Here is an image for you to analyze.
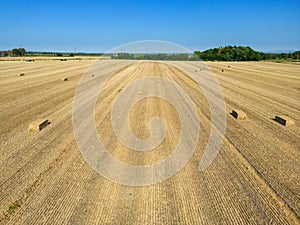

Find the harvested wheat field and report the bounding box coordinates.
[0,59,299,224]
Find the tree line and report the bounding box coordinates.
[194,46,300,61]
[26,51,103,57]
[0,48,26,57]
[2,46,299,61]
[0,49,103,57]
[111,53,200,61]
[111,46,300,61]
[112,46,300,61]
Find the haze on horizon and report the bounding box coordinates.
[0,0,299,53]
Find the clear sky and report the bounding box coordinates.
[1,0,299,52]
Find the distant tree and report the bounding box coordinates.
[19,48,26,56]
[56,53,63,57]
[12,48,22,56]
[10,48,26,56]
[292,51,300,60]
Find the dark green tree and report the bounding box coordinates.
[12,48,22,56]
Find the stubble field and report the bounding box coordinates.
[0,58,299,224]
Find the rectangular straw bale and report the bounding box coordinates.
[29,119,49,131]
[231,110,246,120]
[275,116,294,126]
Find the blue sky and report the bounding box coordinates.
[0,0,299,52]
